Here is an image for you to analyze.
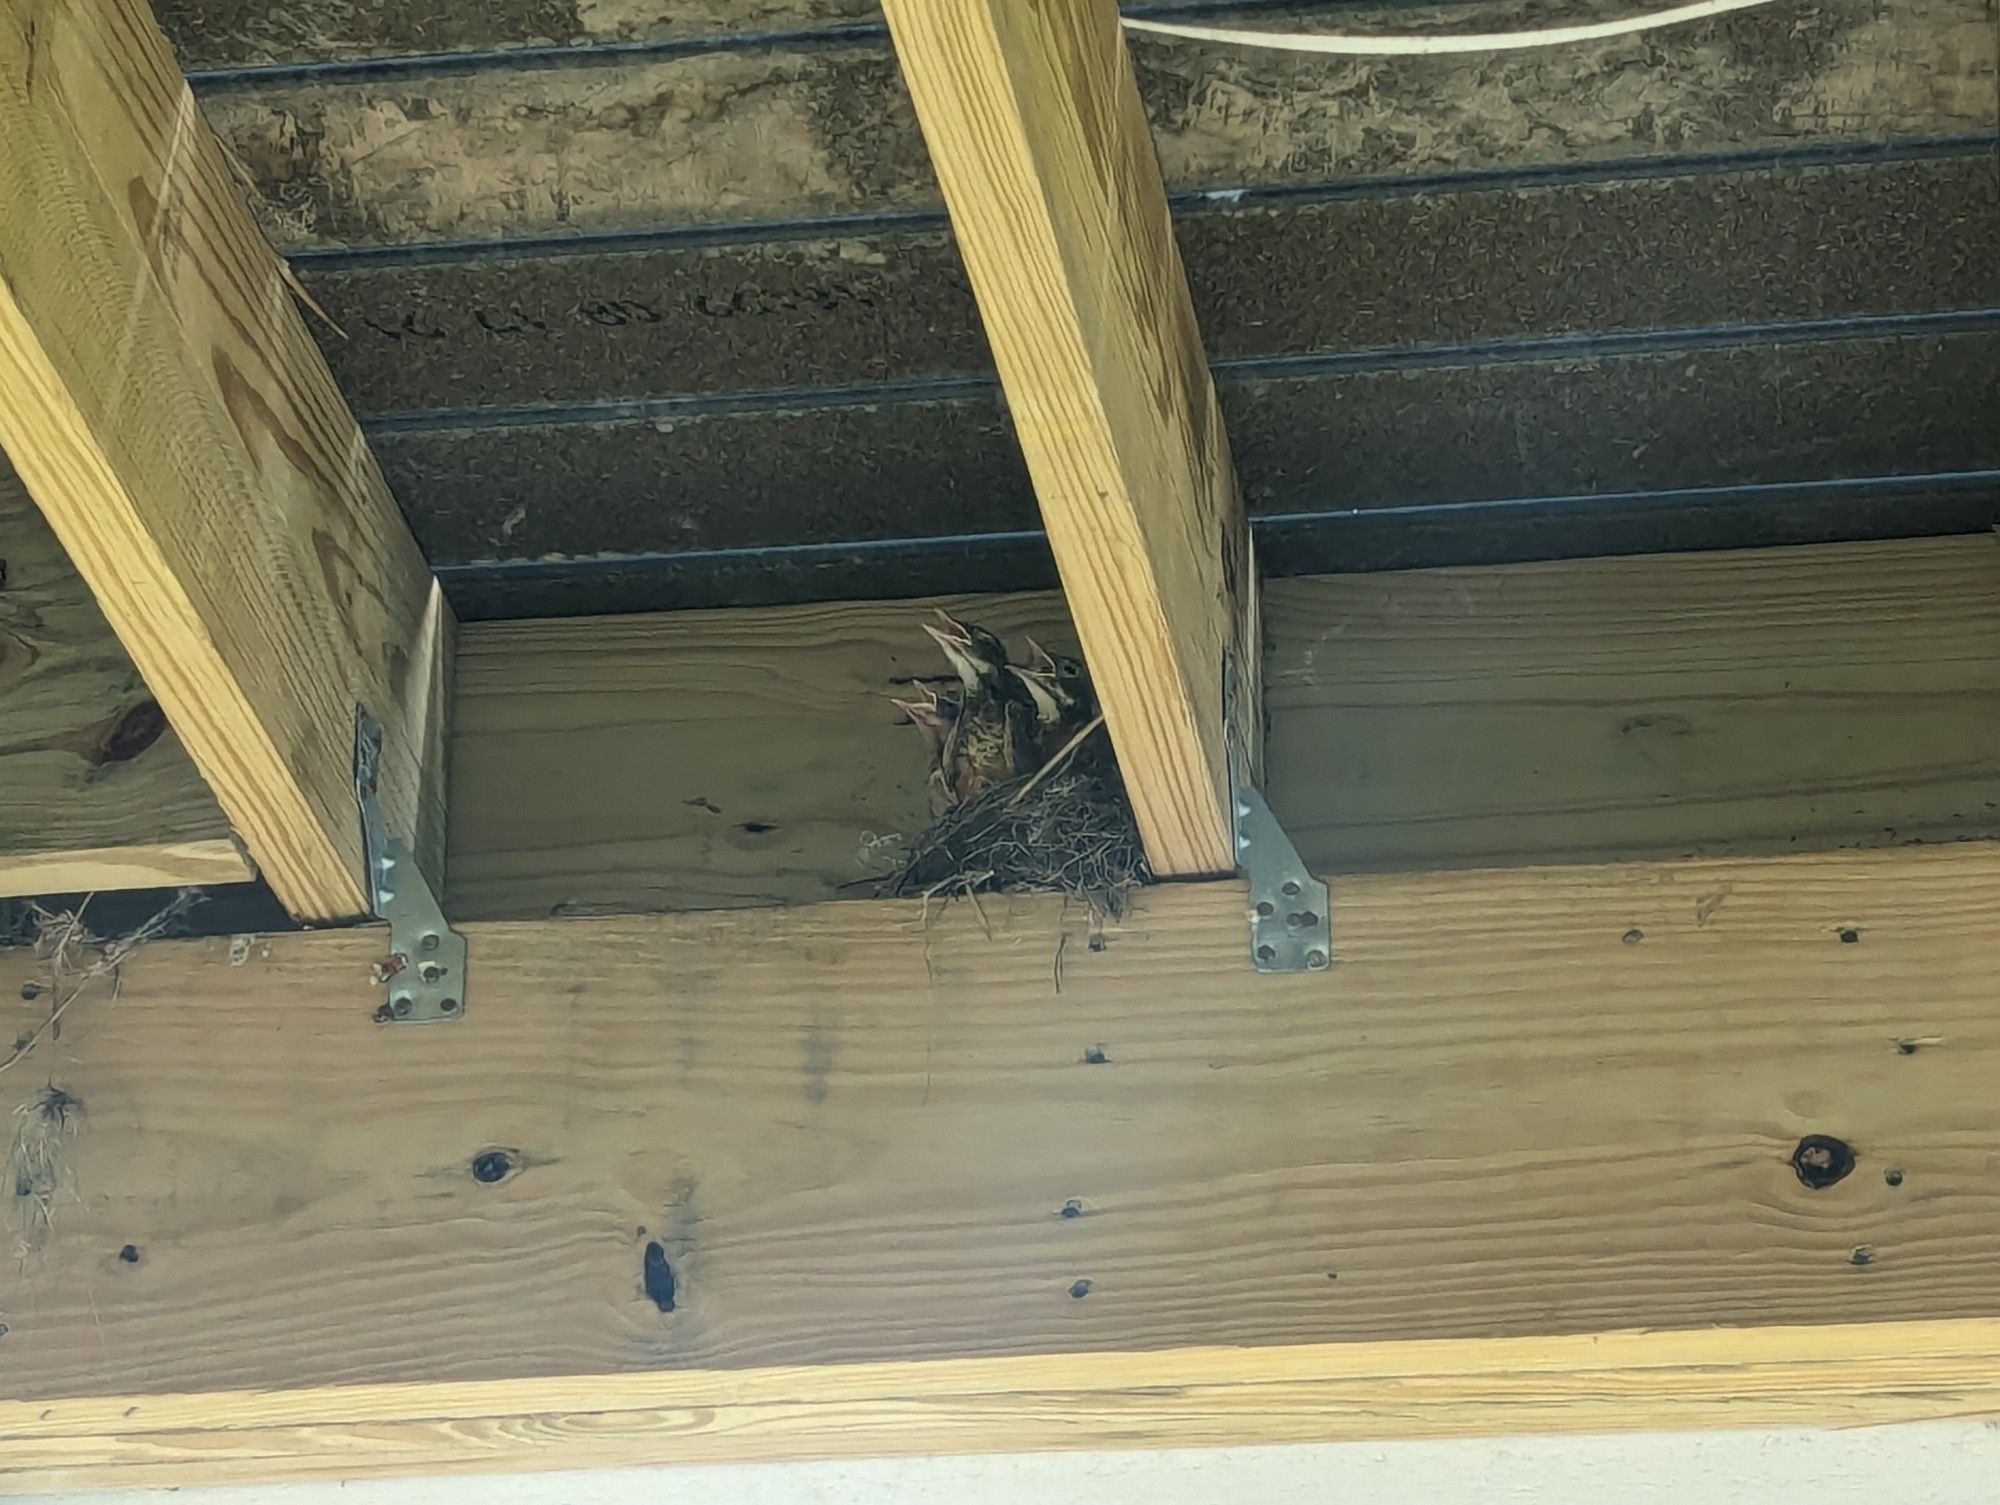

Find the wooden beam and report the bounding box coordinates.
[5,840,2000,1488]
[879,0,1254,875]
[0,466,252,896]
[13,1320,2000,1490]
[442,538,2000,921]
[0,0,451,921]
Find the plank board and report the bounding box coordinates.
[448,590,1072,917]
[1265,535,2000,870]
[199,0,1998,249]
[443,537,2000,920]
[4,841,2000,1487]
[12,1321,2000,1490]
[0,468,250,896]
[0,0,451,919]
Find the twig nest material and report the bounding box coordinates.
[889,723,1150,917]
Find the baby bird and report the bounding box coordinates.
[1010,637,1098,763]
[921,610,1036,803]
[889,681,957,793]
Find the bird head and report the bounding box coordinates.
[890,686,957,762]
[1025,638,1087,682]
[922,609,1010,690]
[1009,663,1064,725]
[1015,639,1095,723]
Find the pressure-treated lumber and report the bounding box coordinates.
[0,0,451,920]
[5,841,2000,1488]
[445,537,2000,920]
[880,0,1254,875]
[12,1321,2000,1491]
[0,468,251,896]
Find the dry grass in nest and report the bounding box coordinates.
[0,890,199,1079]
[888,720,1151,919]
[8,1085,81,1259]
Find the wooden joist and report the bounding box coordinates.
[0,0,450,920]
[442,537,2000,921]
[0,468,252,897]
[5,840,2000,1487]
[881,0,1254,875]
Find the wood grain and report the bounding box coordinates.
[201,0,1999,250]
[880,0,1251,873]
[0,0,452,919]
[0,466,251,896]
[11,1320,2000,1490]
[3,841,2000,1486]
[1265,535,2000,870]
[445,538,2000,920]
[446,590,1073,918]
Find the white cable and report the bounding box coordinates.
[1123,0,1778,56]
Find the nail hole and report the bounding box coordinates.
[1850,1245,1876,1267]
[1255,900,1274,918]
[117,1243,140,1264]
[439,997,458,1013]
[1884,1168,1905,1187]
[1082,1044,1108,1065]
[1296,911,1319,928]
[471,1150,513,1184]
[1255,944,1276,963]
[1622,928,1644,945]
[1896,1039,1921,1056]
[1281,881,1301,898]
[1839,927,1861,944]
[19,983,42,1002]
[1791,1134,1856,1189]
[1087,935,1106,953]
[1068,1278,1092,1299]
[420,933,440,952]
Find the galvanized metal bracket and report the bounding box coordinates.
[1234,783,1332,972]
[1224,642,1330,974]
[354,707,467,1023]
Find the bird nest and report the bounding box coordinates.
[888,721,1151,918]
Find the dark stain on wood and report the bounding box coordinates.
[642,1239,677,1312]
[211,348,323,484]
[95,700,168,765]
[1792,1135,1857,1189]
